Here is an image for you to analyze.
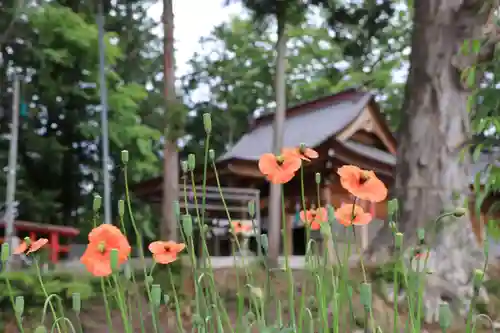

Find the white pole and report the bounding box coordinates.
[97,0,111,225]
[4,75,20,271]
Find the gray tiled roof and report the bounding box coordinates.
[219,92,373,161]
[342,140,396,165]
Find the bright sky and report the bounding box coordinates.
[148,0,243,77]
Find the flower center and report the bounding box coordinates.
[275,155,284,166]
[164,246,171,253]
[359,172,370,184]
[97,241,106,253]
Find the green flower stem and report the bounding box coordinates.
[34,258,64,333]
[281,189,297,330]
[91,210,115,332]
[189,170,225,312]
[111,274,133,333]
[167,266,184,332]
[117,211,147,333]
[232,240,244,331]
[100,277,115,332]
[184,175,223,331]
[180,177,206,323]
[124,165,160,333]
[393,251,400,333]
[4,274,25,333]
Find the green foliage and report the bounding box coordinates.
[181,8,407,157]
[0,0,164,234]
[0,271,98,308]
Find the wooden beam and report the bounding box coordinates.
[227,162,263,178]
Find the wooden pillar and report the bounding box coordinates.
[358,200,370,250]
[50,232,59,263]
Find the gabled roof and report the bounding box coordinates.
[220,89,391,161]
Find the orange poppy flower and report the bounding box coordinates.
[80,224,131,277]
[230,221,252,234]
[335,204,372,227]
[300,207,327,230]
[148,241,185,265]
[14,238,48,255]
[282,146,319,162]
[337,165,387,202]
[258,152,301,184]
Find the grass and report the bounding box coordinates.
[0,112,496,333]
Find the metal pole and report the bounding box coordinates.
[4,75,20,271]
[97,0,111,225]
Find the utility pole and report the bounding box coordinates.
[4,75,20,271]
[97,0,111,225]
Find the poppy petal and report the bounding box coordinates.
[352,212,373,225]
[27,238,48,254]
[258,153,279,176]
[14,242,28,255]
[148,241,166,254]
[154,253,178,265]
[304,148,319,159]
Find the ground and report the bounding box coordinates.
[4,263,500,332]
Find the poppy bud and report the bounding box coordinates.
[121,150,129,165]
[181,160,188,174]
[315,172,321,184]
[203,113,212,134]
[208,149,215,162]
[151,284,162,307]
[347,285,353,298]
[173,200,181,218]
[182,214,193,237]
[360,282,372,311]
[416,228,425,244]
[248,200,256,218]
[72,292,81,314]
[187,153,196,171]
[260,234,269,253]
[438,302,452,329]
[163,294,170,305]
[15,296,24,316]
[389,221,397,233]
[109,249,119,272]
[118,199,125,218]
[93,194,102,212]
[394,232,403,250]
[452,207,467,217]
[34,326,48,333]
[246,311,256,323]
[387,198,399,218]
[145,275,154,285]
[1,242,10,262]
[192,314,204,327]
[473,269,484,291]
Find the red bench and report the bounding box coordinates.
[0,220,80,263]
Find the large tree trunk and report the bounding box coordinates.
[161,0,179,242]
[268,17,288,265]
[366,0,495,321]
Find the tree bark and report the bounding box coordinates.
[365,0,495,321]
[161,0,179,242]
[267,17,288,265]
